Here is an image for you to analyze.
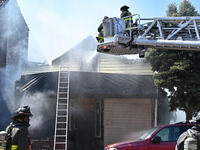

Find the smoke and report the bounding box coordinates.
[0,0,29,112]
[16,0,138,64]
[170,110,186,124]
[121,129,149,141]
[0,64,26,130]
[53,35,99,72]
[18,91,57,139]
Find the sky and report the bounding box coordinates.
[16,0,200,64]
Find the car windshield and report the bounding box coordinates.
[138,127,159,140]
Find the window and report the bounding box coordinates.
[154,126,185,142]
[155,128,169,141]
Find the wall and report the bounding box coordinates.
[104,98,154,146]
[98,55,154,75]
[0,0,29,130]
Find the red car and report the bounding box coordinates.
[105,122,196,150]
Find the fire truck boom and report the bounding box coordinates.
[97,15,200,57]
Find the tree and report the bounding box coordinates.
[145,0,200,121]
[166,3,179,17]
[179,0,199,16]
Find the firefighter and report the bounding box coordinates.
[120,5,133,29]
[96,16,109,43]
[6,105,33,150]
[175,116,200,150]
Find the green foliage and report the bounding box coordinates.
[165,0,199,17]
[166,3,179,17]
[145,0,200,121]
[179,0,199,16]
[146,50,200,120]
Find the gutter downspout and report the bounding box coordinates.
[154,88,158,127]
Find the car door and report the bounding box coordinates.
[147,126,180,150]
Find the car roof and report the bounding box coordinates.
[157,121,196,128]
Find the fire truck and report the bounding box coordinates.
[97,14,200,57]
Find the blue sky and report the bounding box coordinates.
[16,0,200,64]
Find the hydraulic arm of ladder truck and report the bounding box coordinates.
[97,14,200,58]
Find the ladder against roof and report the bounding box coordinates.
[54,69,69,150]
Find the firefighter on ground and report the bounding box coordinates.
[120,5,133,29]
[96,16,109,43]
[6,105,33,150]
[175,116,200,150]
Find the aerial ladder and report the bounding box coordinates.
[97,14,200,57]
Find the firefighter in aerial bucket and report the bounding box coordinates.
[176,115,200,150]
[96,16,109,43]
[6,105,33,150]
[120,5,133,29]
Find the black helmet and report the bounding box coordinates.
[120,5,130,11]
[104,16,109,19]
[11,105,33,119]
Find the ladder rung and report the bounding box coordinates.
[58,89,68,91]
[57,122,66,124]
[57,115,67,117]
[59,81,68,83]
[58,92,68,94]
[57,117,67,119]
[56,128,66,130]
[58,103,67,105]
[59,83,68,85]
[57,118,68,120]
[58,87,68,89]
[58,96,68,98]
[58,109,68,111]
[56,135,67,137]
[59,86,68,87]
[58,98,68,100]
[55,142,66,144]
[59,87,68,89]
[57,114,67,118]
[58,100,68,102]
[58,106,67,108]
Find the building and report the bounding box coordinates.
[0,0,29,129]
[14,36,162,150]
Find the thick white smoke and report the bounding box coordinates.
[19,91,57,139]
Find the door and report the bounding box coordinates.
[147,125,190,150]
[76,109,95,150]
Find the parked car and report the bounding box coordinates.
[104,122,196,150]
